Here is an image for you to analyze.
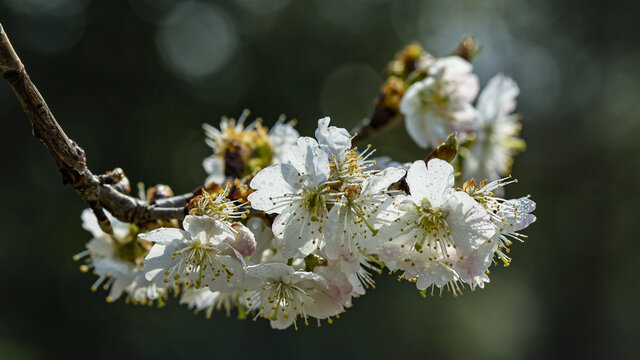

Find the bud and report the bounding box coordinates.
[425,132,459,164]
[229,222,257,257]
[146,184,175,202]
[450,36,482,62]
[304,253,327,272]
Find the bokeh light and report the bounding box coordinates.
[156,1,238,79]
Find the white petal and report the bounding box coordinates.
[406,159,454,207]
[269,122,299,163]
[271,209,319,258]
[403,110,430,149]
[432,56,473,79]
[454,243,496,289]
[287,270,326,288]
[445,191,495,250]
[81,208,130,240]
[360,167,406,195]
[305,289,344,320]
[108,276,133,301]
[183,216,234,245]
[202,255,245,291]
[93,257,131,278]
[143,243,176,284]
[229,222,257,257]
[498,197,537,232]
[246,263,293,282]
[314,117,352,162]
[477,73,519,124]
[138,227,187,246]
[286,137,330,185]
[248,163,301,213]
[85,237,114,257]
[202,155,225,185]
[81,208,104,239]
[415,263,457,290]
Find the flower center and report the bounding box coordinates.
[164,243,233,289]
[304,190,326,222]
[414,204,453,257]
[255,281,315,328]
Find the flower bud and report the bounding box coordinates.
[230,222,256,257]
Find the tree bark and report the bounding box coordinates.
[0,23,189,231]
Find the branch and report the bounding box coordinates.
[0,23,189,230]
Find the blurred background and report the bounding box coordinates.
[0,0,637,359]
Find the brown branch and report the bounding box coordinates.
[0,23,189,230]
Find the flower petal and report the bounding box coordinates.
[248,163,301,213]
[406,159,454,207]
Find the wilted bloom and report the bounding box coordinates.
[202,111,298,184]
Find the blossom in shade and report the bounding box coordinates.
[202,111,299,185]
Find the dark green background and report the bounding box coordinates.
[0,0,637,359]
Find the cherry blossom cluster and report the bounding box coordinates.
[74,42,536,330]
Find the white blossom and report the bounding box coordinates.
[75,209,164,304]
[377,159,495,294]
[400,56,479,149]
[248,137,340,258]
[463,74,525,181]
[244,263,344,329]
[140,215,256,291]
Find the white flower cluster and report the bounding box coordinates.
[73,42,537,330]
[399,53,525,182]
[75,115,535,330]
